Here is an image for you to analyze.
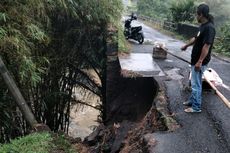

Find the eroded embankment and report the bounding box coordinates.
[77,55,175,153]
[105,55,162,123]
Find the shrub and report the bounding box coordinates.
[170,0,196,23]
[0,0,123,142]
[214,22,230,56]
[0,132,52,153]
[137,0,171,19]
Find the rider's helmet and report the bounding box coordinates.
[131,13,137,20]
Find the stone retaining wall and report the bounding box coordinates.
[177,23,199,38]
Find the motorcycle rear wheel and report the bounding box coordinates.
[137,33,144,44]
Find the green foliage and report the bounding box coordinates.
[0,12,7,22]
[200,0,230,27]
[0,90,12,128]
[52,133,76,153]
[137,0,230,56]
[0,27,7,40]
[0,0,49,87]
[214,22,230,56]
[0,0,123,142]
[118,25,129,53]
[0,132,52,153]
[125,0,137,13]
[137,0,196,22]
[137,0,172,19]
[19,56,48,86]
[0,132,76,153]
[170,0,196,23]
[26,24,49,44]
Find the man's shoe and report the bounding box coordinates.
[183,101,192,106]
[184,107,201,113]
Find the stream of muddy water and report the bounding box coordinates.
[68,70,101,140]
[68,91,100,140]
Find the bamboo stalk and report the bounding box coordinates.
[0,56,38,127]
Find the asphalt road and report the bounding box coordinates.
[128,18,230,153]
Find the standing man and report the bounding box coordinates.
[181,3,216,113]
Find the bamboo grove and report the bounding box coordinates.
[0,0,123,142]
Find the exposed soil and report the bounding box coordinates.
[79,55,167,153]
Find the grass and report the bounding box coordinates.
[118,26,128,52]
[0,132,77,153]
[0,132,52,153]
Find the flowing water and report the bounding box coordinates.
[68,70,101,140]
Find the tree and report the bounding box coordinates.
[0,56,38,127]
[200,0,230,27]
[170,0,196,23]
[0,0,123,142]
[137,0,172,19]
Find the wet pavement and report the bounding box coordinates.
[120,17,191,76]
[130,18,192,60]
[122,18,230,153]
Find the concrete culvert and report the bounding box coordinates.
[105,56,162,125]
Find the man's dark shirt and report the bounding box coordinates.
[191,21,216,65]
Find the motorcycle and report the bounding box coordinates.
[124,14,144,44]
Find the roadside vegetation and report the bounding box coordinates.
[0,132,76,153]
[118,25,130,53]
[137,0,230,56]
[0,0,124,148]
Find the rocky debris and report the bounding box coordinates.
[152,42,167,59]
[74,143,89,153]
[120,69,142,78]
[77,47,179,152]
[83,121,135,153]
[73,78,177,153]
[154,89,180,132]
[119,106,168,153]
[143,134,158,152]
[84,124,105,146]
[33,123,51,132]
[111,121,134,153]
